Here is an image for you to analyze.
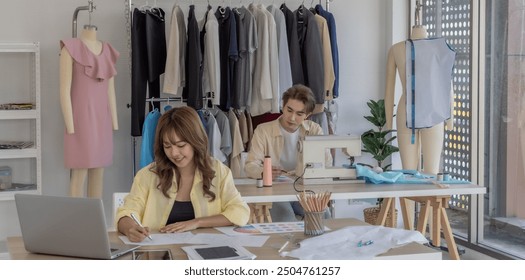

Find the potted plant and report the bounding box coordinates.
[360,99,399,171]
[360,99,399,227]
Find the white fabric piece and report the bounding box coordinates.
[281,225,428,260]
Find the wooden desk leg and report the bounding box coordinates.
[431,199,442,247]
[376,198,393,226]
[389,199,396,227]
[440,203,460,260]
[264,205,273,223]
[249,203,257,224]
[400,197,412,230]
[416,199,431,234]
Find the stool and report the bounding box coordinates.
[400,196,460,260]
[248,202,273,223]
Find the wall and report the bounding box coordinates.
[0,0,408,241]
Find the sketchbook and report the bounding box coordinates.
[181,244,256,260]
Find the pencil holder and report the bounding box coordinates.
[304,211,325,236]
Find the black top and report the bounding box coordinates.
[166,201,195,225]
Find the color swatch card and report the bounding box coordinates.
[217,222,308,236]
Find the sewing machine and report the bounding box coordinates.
[296,135,363,185]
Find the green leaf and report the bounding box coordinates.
[360,99,399,168]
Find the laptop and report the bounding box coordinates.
[14,194,140,259]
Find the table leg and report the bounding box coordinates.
[431,198,442,247]
[400,197,413,230]
[377,198,393,226]
[440,203,460,260]
[416,199,431,234]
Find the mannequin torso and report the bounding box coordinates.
[384,25,454,174]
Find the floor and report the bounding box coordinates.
[447,208,525,259]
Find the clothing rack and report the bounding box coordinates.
[72,0,96,38]
[125,0,335,175]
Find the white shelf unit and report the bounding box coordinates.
[0,42,42,201]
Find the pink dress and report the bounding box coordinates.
[60,38,120,168]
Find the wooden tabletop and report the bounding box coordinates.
[7,218,441,260]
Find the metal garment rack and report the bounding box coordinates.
[126,0,334,175]
[72,0,96,38]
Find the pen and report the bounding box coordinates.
[130,213,153,241]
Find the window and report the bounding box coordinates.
[422,0,525,259]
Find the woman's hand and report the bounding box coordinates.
[118,216,151,242]
[160,219,200,233]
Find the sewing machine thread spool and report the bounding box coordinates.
[263,156,272,187]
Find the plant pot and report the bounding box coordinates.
[363,206,398,228]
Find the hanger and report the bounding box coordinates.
[298,3,305,16]
[219,1,226,16]
[163,97,172,112]
[139,0,151,11]
[149,99,156,110]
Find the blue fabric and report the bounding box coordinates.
[139,108,161,169]
[197,110,208,131]
[356,165,404,184]
[355,165,471,184]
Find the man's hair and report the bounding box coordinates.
[281,84,316,114]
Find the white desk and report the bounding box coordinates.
[234,180,486,260]
[233,180,485,202]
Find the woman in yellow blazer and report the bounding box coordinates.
[117,107,249,242]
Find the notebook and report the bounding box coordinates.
[14,194,140,259]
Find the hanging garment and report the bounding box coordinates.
[237,109,249,151]
[163,4,186,95]
[139,108,161,169]
[231,8,246,110]
[200,7,221,106]
[209,108,233,164]
[201,110,226,163]
[183,5,204,109]
[215,6,239,111]
[248,4,277,116]
[280,3,304,85]
[268,5,293,103]
[315,4,339,99]
[228,109,245,178]
[130,8,166,136]
[295,6,325,104]
[234,6,257,109]
[405,38,456,135]
[308,111,329,135]
[60,38,119,168]
[314,14,335,101]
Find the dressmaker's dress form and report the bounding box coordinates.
[60,39,119,168]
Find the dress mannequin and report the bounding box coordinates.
[59,26,119,198]
[384,25,454,174]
